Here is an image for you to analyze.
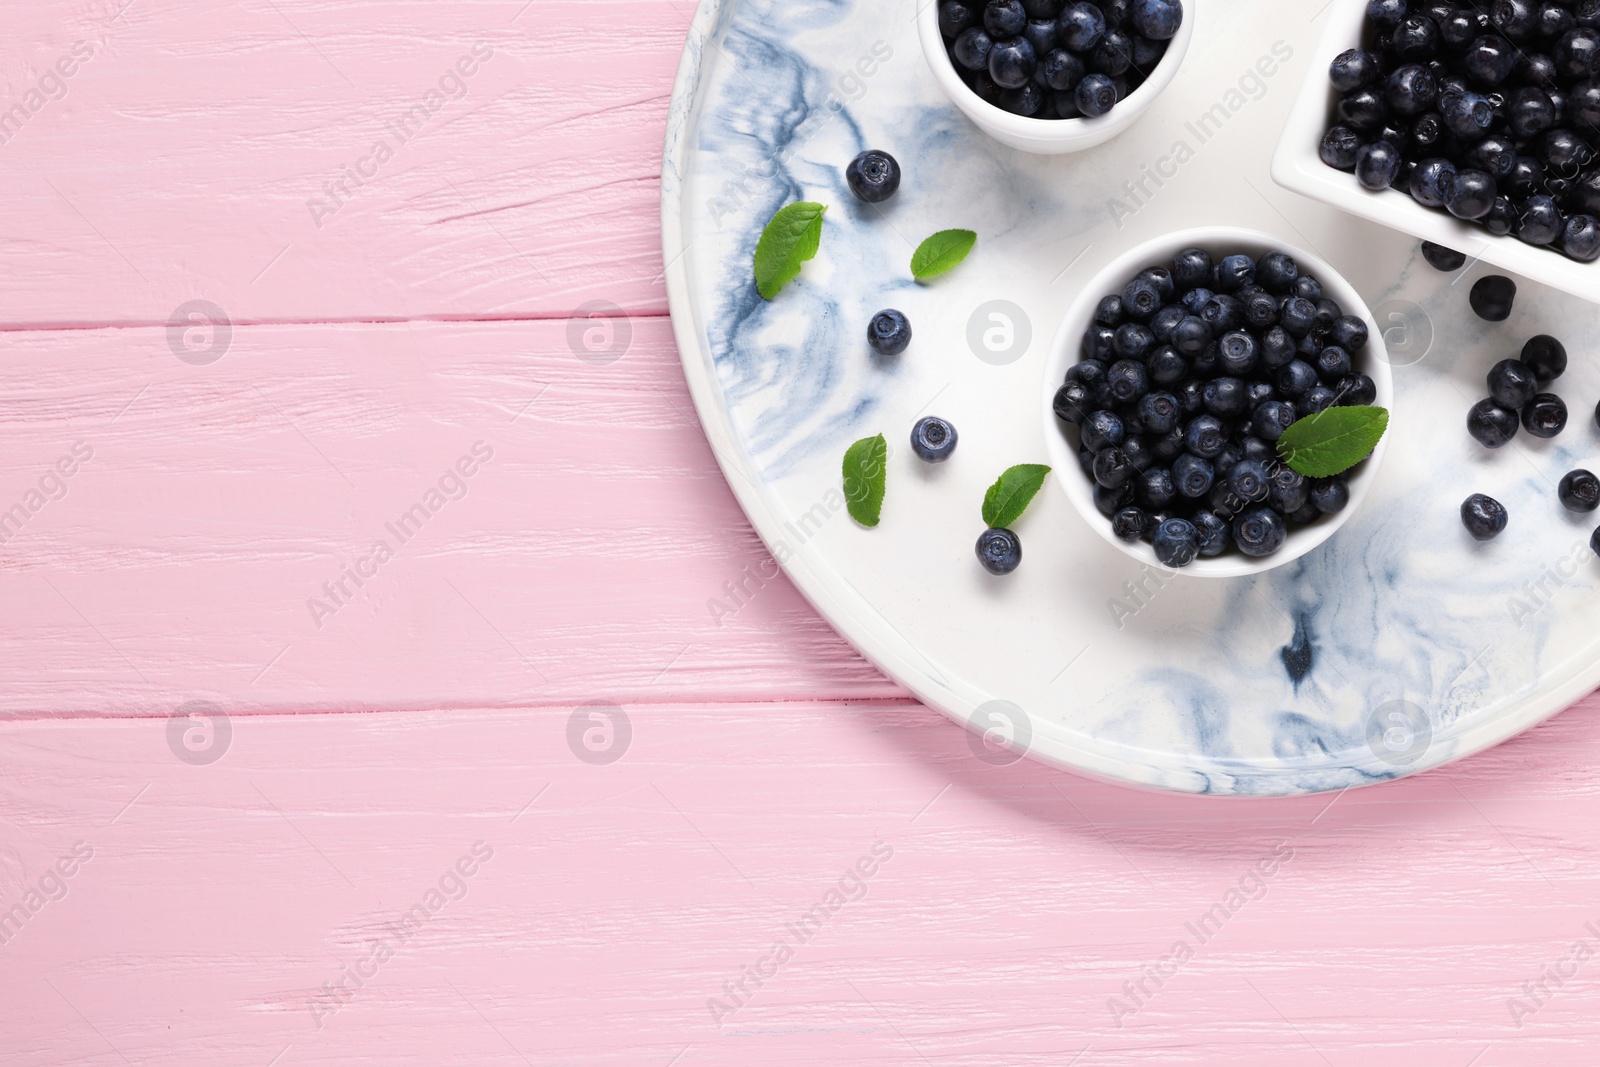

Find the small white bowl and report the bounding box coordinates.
[1272,0,1600,304]
[1041,226,1395,578]
[917,2,1194,155]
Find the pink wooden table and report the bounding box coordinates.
[3,2,1600,1063]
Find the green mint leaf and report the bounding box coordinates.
[1276,406,1390,478]
[842,434,888,527]
[754,201,827,300]
[910,229,976,281]
[982,464,1051,528]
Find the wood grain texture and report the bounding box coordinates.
[0,316,901,714]
[4,703,1600,1066]
[0,0,684,326]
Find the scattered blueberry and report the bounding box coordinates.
[1461,493,1510,541]
[1559,469,1600,512]
[1487,358,1539,409]
[867,309,912,355]
[1469,275,1517,321]
[1521,335,1568,381]
[976,527,1022,574]
[1467,398,1521,448]
[1522,392,1569,437]
[1419,241,1468,271]
[910,416,958,462]
[846,150,901,203]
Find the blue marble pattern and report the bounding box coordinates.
[662,0,1600,794]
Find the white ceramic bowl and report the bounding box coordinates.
[917,1,1194,154]
[1041,226,1395,578]
[1272,0,1600,304]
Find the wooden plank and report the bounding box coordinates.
[2,701,1599,1064]
[0,0,687,326]
[0,316,901,715]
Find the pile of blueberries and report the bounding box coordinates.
[1319,0,1600,262]
[935,0,1182,120]
[1052,247,1381,569]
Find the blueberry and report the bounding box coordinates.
[1447,168,1498,218]
[1130,0,1182,40]
[1420,241,1468,270]
[1315,345,1353,382]
[1521,334,1567,380]
[1331,315,1369,352]
[1121,274,1164,320]
[1562,213,1600,261]
[1082,324,1117,361]
[1391,15,1443,61]
[1442,90,1496,139]
[1542,126,1591,169]
[1261,326,1297,369]
[1218,330,1259,375]
[1330,47,1383,91]
[989,36,1039,88]
[1184,414,1226,458]
[1507,156,1546,198]
[1180,287,1213,315]
[1121,434,1154,472]
[1093,446,1135,489]
[1293,275,1324,302]
[1252,400,1298,441]
[1339,88,1390,133]
[940,0,979,37]
[1094,481,1134,516]
[1200,293,1243,333]
[1485,358,1537,409]
[1233,506,1288,557]
[1467,397,1521,446]
[1516,194,1564,245]
[1150,304,1187,343]
[1242,291,1281,330]
[1076,72,1118,116]
[868,309,912,355]
[1112,323,1154,361]
[1280,297,1318,337]
[1041,48,1086,90]
[1112,506,1149,541]
[1094,295,1124,326]
[1269,466,1310,514]
[1310,477,1350,515]
[910,416,958,463]
[1461,36,1518,87]
[985,0,1028,38]
[953,27,996,70]
[1198,377,1245,419]
[1150,426,1185,460]
[1107,359,1148,403]
[1461,493,1510,540]
[1025,17,1060,56]
[1089,29,1134,76]
[1136,391,1179,435]
[1555,27,1600,78]
[1485,196,1517,235]
[1172,453,1215,498]
[1387,63,1439,114]
[1191,510,1229,556]
[1539,1,1577,39]
[1508,85,1559,138]
[1067,358,1107,387]
[1136,466,1176,510]
[1151,517,1199,568]
[1277,359,1320,399]
[1298,385,1338,416]
[1177,379,1206,414]
[1560,469,1600,511]
[1136,266,1176,301]
[1053,381,1092,424]
[1171,247,1212,291]
[1148,346,1187,385]
[1335,372,1378,406]
[1366,0,1407,30]
[1411,157,1457,206]
[976,527,1023,574]
[1523,392,1569,437]
[1224,458,1269,505]
[1214,254,1255,293]
[1057,1,1106,51]
[1081,409,1125,452]
[846,150,901,203]
[1171,315,1211,356]
[1469,275,1517,320]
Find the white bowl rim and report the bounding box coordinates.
[1040,224,1396,578]
[916,0,1196,151]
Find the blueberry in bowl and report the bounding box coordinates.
[1042,227,1394,578]
[918,0,1194,154]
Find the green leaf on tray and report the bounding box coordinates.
[910,228,977,281]
[982,464,1051,529]
[1276,405,1390,478]
[843,434,888,527]
[754,201,827,299]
